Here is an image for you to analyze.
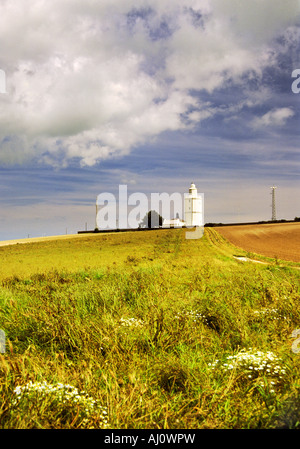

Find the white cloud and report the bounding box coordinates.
[212,0,299,42]
[252,107,295,128]
[0,0,299,167]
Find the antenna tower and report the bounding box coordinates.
[270,186,277,221]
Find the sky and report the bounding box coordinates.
[0,0,299,239]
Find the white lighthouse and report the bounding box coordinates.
[184,182,203,227]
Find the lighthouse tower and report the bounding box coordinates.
[184,182,202,227]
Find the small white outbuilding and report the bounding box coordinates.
[162,217,186,228]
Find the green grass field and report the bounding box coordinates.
[0,227,300,429]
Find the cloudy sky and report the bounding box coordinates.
[0,0,299,239]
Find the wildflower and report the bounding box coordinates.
[12,381,110,428]
[208,348,287,388]
[174,309,209,325]
[251,308,288,322]
[119,317,144,328]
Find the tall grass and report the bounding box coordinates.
[0,229,299,428]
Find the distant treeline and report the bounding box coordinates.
[78,217,300,234]
[78,227,164,234]
[205,218,300,227]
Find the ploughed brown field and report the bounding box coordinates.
[215,222,300,262]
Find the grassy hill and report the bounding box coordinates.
[0,228,299,429]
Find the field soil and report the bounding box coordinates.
[215,222,300,262]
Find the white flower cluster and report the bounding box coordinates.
[12,381,109,428]
[119,317,144,328]
[208,349,287,391]
[252,308,288,321]
[175,309,209,324]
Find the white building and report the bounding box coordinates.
[162,182,203,229]
[162,217,186,228]
[184,182,203,227]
